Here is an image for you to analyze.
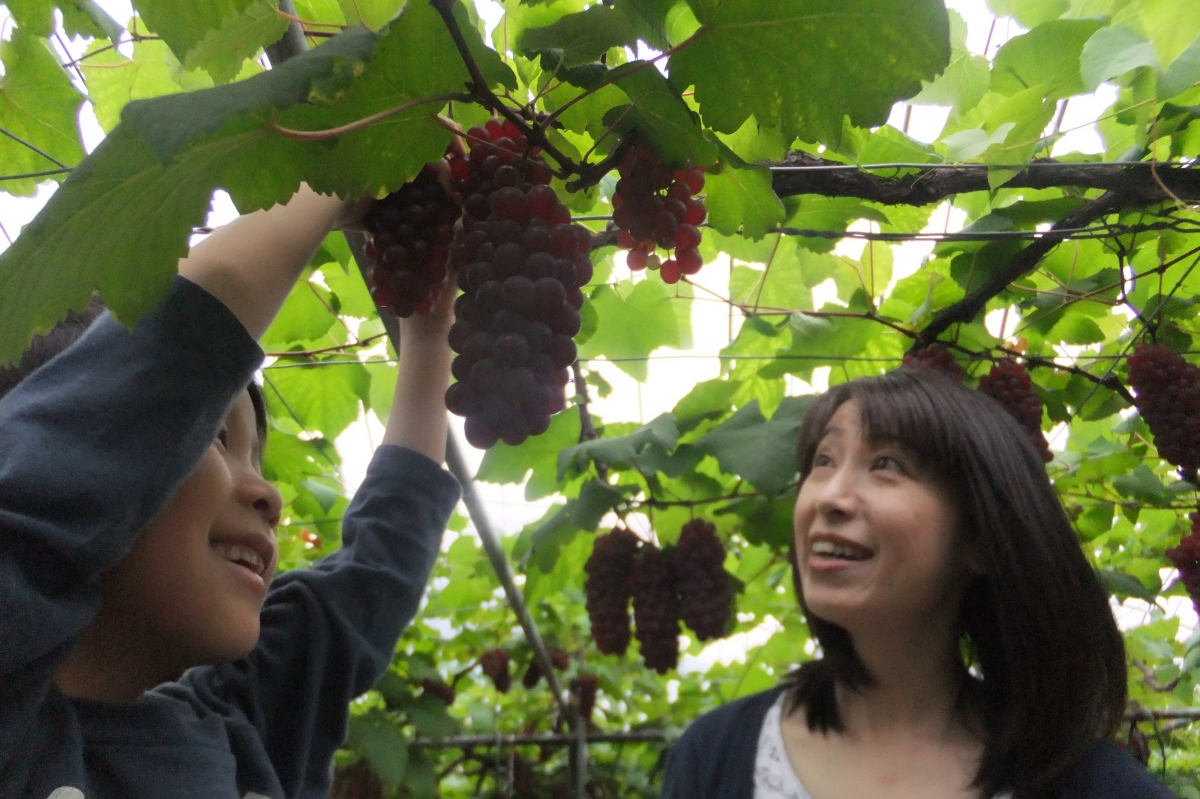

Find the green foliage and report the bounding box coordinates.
[4,0,1200,791]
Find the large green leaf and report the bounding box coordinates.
[669,0,951,141]
[577,279,691,381]
[520,4,639,67]
[133,0,285,83]
[604,62,718,168]
[0,29,85,196]
[705,156,785,240]
[694,396,812,495]
[990,19,1104,100]
[476,411,582,500]
[557,413,679,479]
[1081,25,1160,92]
[82,38,211,134]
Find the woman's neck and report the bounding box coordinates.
[836,616,977,743]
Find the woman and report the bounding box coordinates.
[661,368,1176,799]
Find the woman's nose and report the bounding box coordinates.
[815,466,859,521]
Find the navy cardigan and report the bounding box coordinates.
[660,687,1179,799]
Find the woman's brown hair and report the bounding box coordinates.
[784,368,1126,799]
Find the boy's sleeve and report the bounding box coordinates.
[0,278,262,754]
[178,444,460,797]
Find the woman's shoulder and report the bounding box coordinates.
[677,685,788,747]
[1057,739,1179,799]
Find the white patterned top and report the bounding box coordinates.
[752,692,1013,799]
[753,692,813,799]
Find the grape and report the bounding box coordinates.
[676,519,734,641]
[1166,513,1200,616]
[521,646,570,689]
[572,673,599,724]
[977,359,1053,463]
[480,648,512,693]
[901,344,964,381]
[584,528,641,655]
[612,142,708,282]
[420,678,455,706]
[363,162,457,317]
[632,544,681,674]
[446,123,595,448]
[1127,343,1200,483]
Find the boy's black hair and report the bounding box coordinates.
[0,298,269,446]
[783,368,1126,799]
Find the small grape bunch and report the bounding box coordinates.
[676,519,734,641]
[631,544,681,674]
[480,648,512,693]
[1166,513,1200,615]
[612,143,706,285]
[362,162,460,317]
[584,528,641,656]
[419,678,455,706]
[443,119,594,449]
[977,359,1053,463]
[1127,343,1200,484]
[571,673,599,725]
[521,646,570,689]
[901,344,964,381]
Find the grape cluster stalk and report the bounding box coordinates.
[583,527,640,656]
[612,143,707,285]
[1127,343,1200,483]
[901,344,964,381]
[977,359,1053,463]
[676,520,734,641]
[444,118,594,449]
[362,162,459,317]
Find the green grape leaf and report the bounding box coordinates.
[986,0,1067,27]
[61,1,125,42]
[911,10,989,114]
[294,0,346,25]
[577,279,690,381]
[82,38,195,134]
[990,19,1104,100]
[261,280,337,348]
[184,0,289,84]
[520,4,639,67]
[670,0,951,142]
[671,377,740,430]
[338,0,405,29]
[4,0,56,36]
[265,356,370,439]
[346,710,409,786]
[1081,25,1160,92]
[694,396,811,495]
[1159,35,1200,100]
[0,29,85,196]
[613,0,676,50]
[705,153,785,240]
[557,413,679,479]
[603,61,718,168]
[476,411,582,500]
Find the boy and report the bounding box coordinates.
[0,185,460,798]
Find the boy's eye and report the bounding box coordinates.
[217,429,229,448]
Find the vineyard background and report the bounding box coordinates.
[1,0,1200,796]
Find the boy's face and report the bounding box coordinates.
[102,390,282,673]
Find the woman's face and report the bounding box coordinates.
[793,400,972,634]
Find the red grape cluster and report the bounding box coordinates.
[632,545,681,674]
[444,119,594,449]
[521,646,570,689]
[480,648,511,693]
[571,673,599,724]
[613,144,706,285]
[1165,513,1200,614]
[901,344,964,381]
[420,677,455,706]
[1127,344,1200,483]
[362,162,458,317]
[583,528,640,656]
[329,760,384,799]
[676,520,734,641]
[977,359,1053,463]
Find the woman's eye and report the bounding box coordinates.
[872,455,903,472]
[813,452,834,468]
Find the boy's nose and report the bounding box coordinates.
[241,470,283,527]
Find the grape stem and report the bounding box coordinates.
[428,0,577,177]
[268,93,469,140]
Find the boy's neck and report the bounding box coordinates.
[53,614,181,704]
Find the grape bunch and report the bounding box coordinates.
[583,528,641,656]
[329,760,384,799]
[676,520,734,641]
[480,648,512,693]
[901,344,964,381]
[521,646,570,689]
[631,545,681,674]
[1127,343,1200,483]
[1165,513,1200,614]
[420,677,455,706]
[362,162,459,317]
[977,359,1053,463]
[443,119,594,449]
[612,143,706,285]
[571,673,599,724]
